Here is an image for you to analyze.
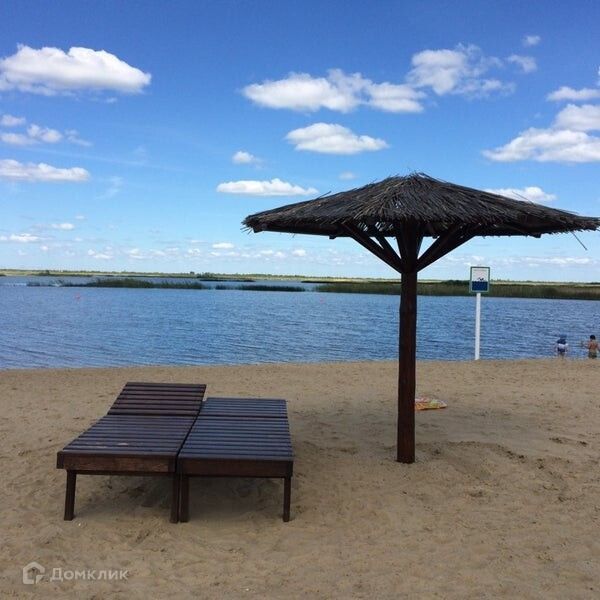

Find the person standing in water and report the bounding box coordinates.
[584,335,598,359]
[556,335,568,358]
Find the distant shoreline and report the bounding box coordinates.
[13,274,600,301]
[2,267,600,285]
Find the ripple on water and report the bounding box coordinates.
[0,285,597,368]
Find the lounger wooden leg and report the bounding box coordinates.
[283,477,291,522]
[179,475,190,522]
[170,474,180,523]
[64,470,77,521]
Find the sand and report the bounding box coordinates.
[1,359,599,599]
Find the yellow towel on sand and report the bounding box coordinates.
[415,397,447,410]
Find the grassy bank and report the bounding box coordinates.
[13,273,600,300]
[316,280,600,300]
[214,284,305,292]
[59,278,208,289]
[54,278,303,292]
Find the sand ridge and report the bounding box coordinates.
[0,359,599,598]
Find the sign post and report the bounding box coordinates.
[469,266,490,360]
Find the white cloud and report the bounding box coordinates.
[0,132,35,146]
[217,178,318,196]
[125,248,157,260]
[74,214,86,220]
[0,159,90,182]
[232,150,260,165]
[475,255,597,268]
[507,55,537,74]
[243,68,424,113]
[527,257,591,266]
[483,127,600,162]
[553,104,600,131]
[0,114,25,126]
[87,249,113,260]
[339,171,356,180]
[0,45,151,95]
[244,48,513,114]
[286,122,388,154]
[212,242,234,249]
[243,71,360,112]
[0,233,43,243]
[51,222,75,230]
[407,44,512,97]
[523,35,541,47]
[27,123,62,143]
[484,104,600,163]
[365,82,424,113]
[292,248,307,257]
[65,129,92,147]
[127,248,141,256]
[484,186,556,203]
[0,119,90,147]
[547,86,600,102]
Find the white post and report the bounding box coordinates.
[475,292,481,360]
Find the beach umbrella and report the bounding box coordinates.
[243,173,600,463]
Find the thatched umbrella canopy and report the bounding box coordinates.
[243,173,600,463]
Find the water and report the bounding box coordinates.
[0,277,597,368]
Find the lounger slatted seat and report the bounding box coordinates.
[201,397,287,418]
[177,399,294,523]
[108,382,206,416]
[57,382,206,523]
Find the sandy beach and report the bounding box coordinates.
[1,359,599,599]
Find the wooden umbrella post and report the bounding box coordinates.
[397,269,417,463]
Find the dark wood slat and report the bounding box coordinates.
[108,382,206,417]
[124,382,207,389]
[179,458,292,478]
[184,442,293,450]
[202,397,288,418]
[74,433,190,439]
[190,424,289,430]
[117,393,205,398]
[108,409,200,416]
[184,440,292,454]
[191,421,290,428]
[66,440,182,448]
[183,441,293,449]
[186,434,291,441]
[59,449,177,457]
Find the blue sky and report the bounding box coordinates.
[0,0,599,280]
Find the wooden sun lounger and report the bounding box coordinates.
[177,397,294,522]
[57,382,206,523]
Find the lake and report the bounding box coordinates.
[0,277,597,368]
